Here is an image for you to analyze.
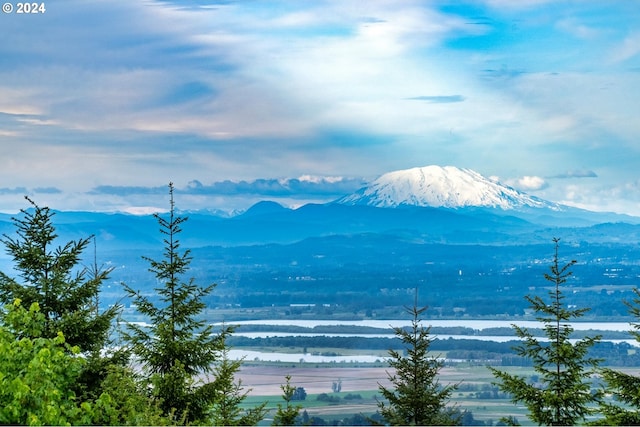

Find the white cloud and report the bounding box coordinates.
[522,176,640,217]
[555,18,601,40]
[505,176,547,191]
[122,206,169,216]
[298,175,346,184]
[609,32,640,63]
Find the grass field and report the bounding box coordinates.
[228,340,632,425]
[235,363,539,425]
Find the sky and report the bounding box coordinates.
[1,0,639,215]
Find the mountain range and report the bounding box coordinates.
[2,165,640,317]
[0,165,637,252]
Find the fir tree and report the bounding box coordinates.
[598,287,640,425]
[0,196,117,353]
[377,297,458,426]
[489,238,602,426]
[0,197,121,401]
[123,183,232,423]
[208,337,267,426]
[272,375,302,426]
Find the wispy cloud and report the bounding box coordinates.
[482,0,556,10]
[33,187,63,194]
[0,187,28,195]
[406,95,465,103]
[89,186,168,196]
[609,32,640,64]
[548,170,598,179]
[555,18,602,40]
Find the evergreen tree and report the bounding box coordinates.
[489,238,602,426]
[0,196,117,353]
[377,299,459,426]
[597,288,640,425]
[88,364,175,426]
[123,183,232,423]
[0,197,121,401]
[208,334,267,426]
[272,375,302,426]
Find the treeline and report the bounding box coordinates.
[294,408,491,427]
[233,323,633,339]
[228,335,640,367]
[107,233,640,319]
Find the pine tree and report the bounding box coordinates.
[377,298,458,426]
[123,183,232,423]
[208,337,267,426]
[272,375,302,426]
[75,236,129,401]
[0,197,117,353]
[489,238,602,426]
[598,287,640,425]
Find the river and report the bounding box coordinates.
[221,318,634,332]
[219,318,638,362]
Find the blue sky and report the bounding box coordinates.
[1,0,639,215]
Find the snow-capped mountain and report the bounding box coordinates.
[336,165,560,210]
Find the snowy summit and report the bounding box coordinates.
[337,165,557,210]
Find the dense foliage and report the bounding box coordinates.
[0,300,89,425]
[0,299,176,426]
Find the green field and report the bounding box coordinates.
[236,363,544,425]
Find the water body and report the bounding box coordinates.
[128,319,638,362]
[232,331,638,346]
[222,319,639,362]
[223,319,633,332]
[229,340,640,363]
[228,349,386,364]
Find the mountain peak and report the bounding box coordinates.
[241,200,289,217]
[336,165,558,210]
